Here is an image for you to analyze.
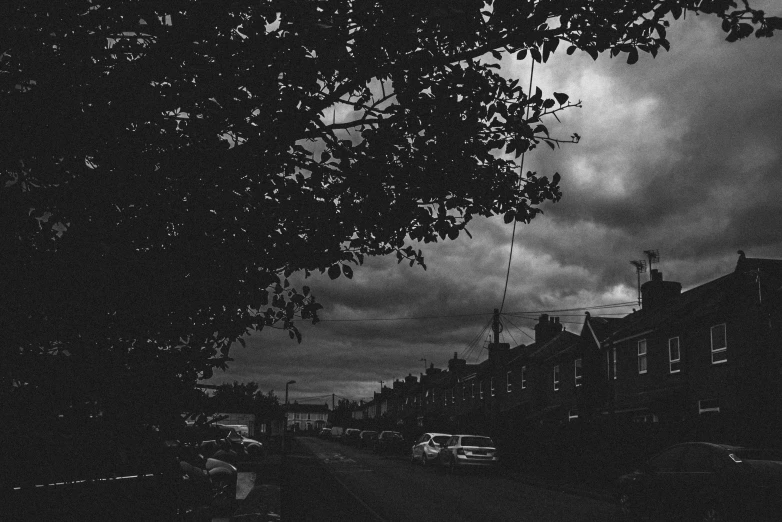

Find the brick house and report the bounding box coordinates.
[589,254,782,446]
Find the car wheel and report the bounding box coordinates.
[700,502,726,522]
[446,456,458,475]
[617,491,634,520]
[211,476,236,516]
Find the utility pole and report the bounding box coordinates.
[493,308,501,345]
[379,380,384,392]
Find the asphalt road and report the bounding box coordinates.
[282,436,622,522]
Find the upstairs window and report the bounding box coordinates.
[479,381,484,400]
[521,366,527,389]
[711,324,727,364]
[553,365,560,391]
[699,398,720,414]
[506,371,512,393]
[490,377,496,397]
[669,337,681,373]
[574,358,582,387]
[612,346,617,380]
[638,340,648,374]
[471,382,475,399]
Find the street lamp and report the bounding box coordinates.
[283,380,296,453]
[285,380,296,406]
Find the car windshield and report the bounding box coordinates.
[432,436,450,445]
[461,437,494,448]
[734,449,782,461]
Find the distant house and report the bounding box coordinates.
[285,403,329,431]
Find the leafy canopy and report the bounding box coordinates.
[1,0,777,429]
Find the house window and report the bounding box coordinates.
[471,382,475,399]
[699,398,720,414]
[479,381,484,400]
[506,371,512,393]
[521,366,527,389]
[711,323,727,364]
[612,346,617,380]
[638,340,647,374]
[490,377,496,397]
[462,384,466,401]
[553,365,560,391]
[574,358,582,387]
[668,337,681,373]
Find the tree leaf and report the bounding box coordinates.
[327,264,341,279]
[553,92,569,105]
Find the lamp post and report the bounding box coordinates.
[283,380,296,453]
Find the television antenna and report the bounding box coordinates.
[630,260,647,307]
[642,249,660,279]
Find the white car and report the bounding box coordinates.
[437,434,498,473]
[410,432,451,467]
[216,425,265,457]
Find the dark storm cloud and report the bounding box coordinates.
[209,8,782,402]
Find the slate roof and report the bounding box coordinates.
[287,403,329,413]
[604,256,782,343]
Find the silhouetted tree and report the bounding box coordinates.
[2,1,778,440]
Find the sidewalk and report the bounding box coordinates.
[212,454,282,522]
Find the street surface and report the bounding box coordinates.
[281,436,622,522]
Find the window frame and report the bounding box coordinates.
[553,365,560,391]
[699,398,720,414]
[490,377,496,397]
[612,346,617,380]
[506,371,512,393]
[638,339,648,374]
[479,381,484,400]
[668,337,681,374]
[521,366,527,389]
[574,358,582,387]
[711,323,727,364]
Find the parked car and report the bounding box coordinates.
[437,434,498,473]
[3,426,215,521]
[411,432,451,467]
[319,427,332,439]
[358,430,378,450]
[215,425,265,458]
[343,428,361,446]
[374,431,406,456]
[616,442,782,521]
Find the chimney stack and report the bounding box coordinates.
[641,270,681,310]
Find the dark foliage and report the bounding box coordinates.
[1,1,777,442]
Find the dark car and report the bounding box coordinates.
[374,431,406,456]
[358,430,378,450]
[616,442,782,521]
[2,427,213,521]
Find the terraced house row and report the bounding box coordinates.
[352,254,782,447]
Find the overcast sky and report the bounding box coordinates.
[207,5,782,405]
